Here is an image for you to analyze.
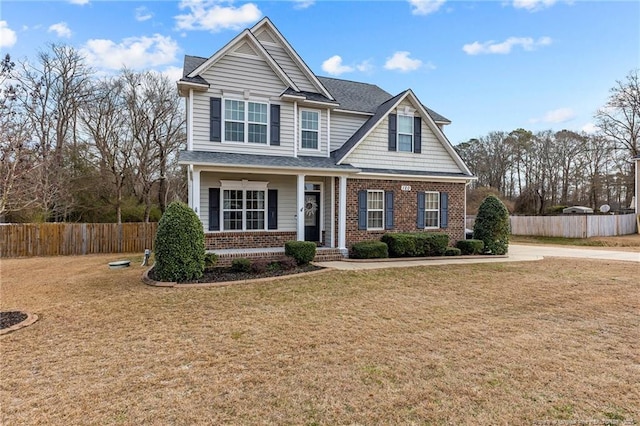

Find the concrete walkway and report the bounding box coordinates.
[316,244,640,270]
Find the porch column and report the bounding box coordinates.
[297,173,305,241]
[330,176,336,248]
[192,167,201,218]
[338,175,347,251]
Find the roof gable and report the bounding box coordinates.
[334,89,471,175]
[250,17,334,100]
[186,29,299,91]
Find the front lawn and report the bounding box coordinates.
[1,255,638,424]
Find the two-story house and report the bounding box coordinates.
[178,17,475,256]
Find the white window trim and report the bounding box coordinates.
[222,98,270,145]
[424,191,440,229]
[219,180,269,232]
[367,190,385,231]
[397,113,414,153]
[299,108,321,151]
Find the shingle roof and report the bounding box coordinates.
[358,168,473,178]
[331,91,408,161]
[178,150,359,171]
[180,55,209,85]
[281,87,338,105]
[318,77,394,114]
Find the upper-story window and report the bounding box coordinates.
[224,99,268,144]
[300,110,319,150]
[397,114,413,152]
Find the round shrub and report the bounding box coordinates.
[455,239,485,255]
[284,241,316,265]
[444,247,462,256]
[154,202,205,282]
[473,195,510,255]
[231,258,251,273]
[350,240,389,259]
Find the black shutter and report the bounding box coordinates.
[440,192,448,229]
[417,191,425,229]
[414,116,422,154]
[270,104,280,146]
[385,191,394,230]
[209,188,220,231]
[210,97,222,142]
[268,189,278,229]
[358,190,367,230]
[388,114,397,151]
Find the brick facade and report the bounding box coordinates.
[205,231,297,250]
[336,178,466,248]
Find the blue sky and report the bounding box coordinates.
[1,0,638,144]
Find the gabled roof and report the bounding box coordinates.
[186,28,299,91]
[332,91,408,161]
[251,17,334,100]
[333,89,472,176]
[179,55,208,86]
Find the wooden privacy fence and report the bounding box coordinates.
[509,214,638,238]
[0,222,158,258]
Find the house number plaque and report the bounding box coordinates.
[401,185,411,191]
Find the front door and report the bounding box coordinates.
[304,192,320,242]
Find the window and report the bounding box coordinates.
[300,110,319,150]
[367,190,384,230]
[224,99,268,144]
[424,191,440,228]
[397,114,413,152]
[220,181,268,231]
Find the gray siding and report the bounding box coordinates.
[261,42,318,93]
[192,53,295,155]
[199,172,297,232]
[344,98,463,173]
[330,111,368,151]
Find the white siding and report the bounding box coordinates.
[199,172,297,232]
[330,112,368,151]
[192,54,296,155]
[261,42,318,93]
[344,107,463,174]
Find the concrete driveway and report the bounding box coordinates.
[316,244,640,271]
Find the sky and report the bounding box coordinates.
[1,0,639,144]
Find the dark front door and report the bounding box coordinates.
[304,192,320,242]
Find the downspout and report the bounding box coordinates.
[293,101,298,158]
[326,108,331,158]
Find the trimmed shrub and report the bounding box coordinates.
[351,240,389,259]
[444,247,462,256]
[204,253,219,271]
[473,195,510,255]
[455,239,485,255]
[231,258,251,273]
[154,201,205,282]
[284,241,317,265]
[381,233,418,257]
[417,233,449,256]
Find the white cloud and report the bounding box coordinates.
[530,108,576,124]
[409,0,445,15]
[322,55,354,76]
[81,34,179,70]
[48,22,72,38]
[135,6,153,22]
[293,0,315,9]
[161,66,184,82]
[384,51,422,72]
[581,122,598,134]
[0,21,17,48]
[68,0,90,5]
[512,0,558,12]
[463,36,552,55]
[356,59,373,73]
[175,0,262,32]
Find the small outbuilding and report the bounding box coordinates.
[562,206,594,214]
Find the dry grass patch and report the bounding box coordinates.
[1,255,638,425]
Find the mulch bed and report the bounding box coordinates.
[0,311,28,330]
[148,264,323,284]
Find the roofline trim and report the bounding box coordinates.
[356,171,476,183]
[179,159,362,174]
[187,28,300,92]
[251,17,335,101]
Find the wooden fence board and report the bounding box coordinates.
[508,214,638,237]
[0,222,158,258]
